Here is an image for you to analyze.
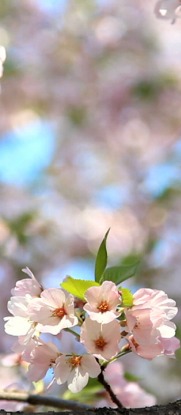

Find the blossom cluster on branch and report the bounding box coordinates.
[3,231,180,408]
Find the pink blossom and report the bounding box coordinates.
[54,353,100,393]
[28,288,78,335]
[80,318,121,360]
[84,281,121,323]
[159,336,180,357]
[132,289,178,320]
[128,335,163,360]
[11,267,42,297]
[22,338,60,382]
[4,269,42,343]
[97,361,156,408]
[4,296,36,340]
[125,289,179,359]
[0,353,22,367]
[0,357,30,412]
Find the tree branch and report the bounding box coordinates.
[1,390,181,415]
[0,390,91,411]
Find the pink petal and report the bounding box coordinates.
[27,363,49,382]
[81,355,101,377]
[40,288,66,307]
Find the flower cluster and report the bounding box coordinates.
[4,268,180,405]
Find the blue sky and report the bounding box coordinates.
[0,120,55,187]
[0,120,180,198]
[37,0,68,14]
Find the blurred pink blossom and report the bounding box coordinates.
[97,361,156,408]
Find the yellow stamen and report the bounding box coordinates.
[95,336,107,350]
[52,307,66,318]
[97,300,109,313]
[69,355,82,368]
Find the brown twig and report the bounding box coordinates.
[97,368,123,409]
[0,390,91,411]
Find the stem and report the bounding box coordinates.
[0,390,91,411]
[97,367,123,409]
[102,348,131,368]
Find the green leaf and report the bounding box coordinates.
[120,253,141,267]
[94,228,110,282]
[61,276,99,300]
[121,288,133,307]
[100,263,138,285]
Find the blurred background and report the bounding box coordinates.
[0,0,181,405]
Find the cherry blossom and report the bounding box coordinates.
[22,338,60,382]
[159,336,180,357]
[54,353,100,393]
[83,281,121,323]
[4,295,36,341]
[125,289,179,359]
[28,288,78,335]
[80,318,121,360]
[132,288,178,319]
[11,268,42,297]
[4,270,43,344]
[128,335,164,360]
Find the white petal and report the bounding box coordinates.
[22,267,35,279]
[68,366,89,393]
[4,316,32,336]
[158,321,176,338]
[81,355,101,377]
[54,356,71,385]
[8,297,29,317]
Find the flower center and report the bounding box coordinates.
[52,307,66,319]
[69,355,82,368]
[97,300,109,313]
[94,335,107,350]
